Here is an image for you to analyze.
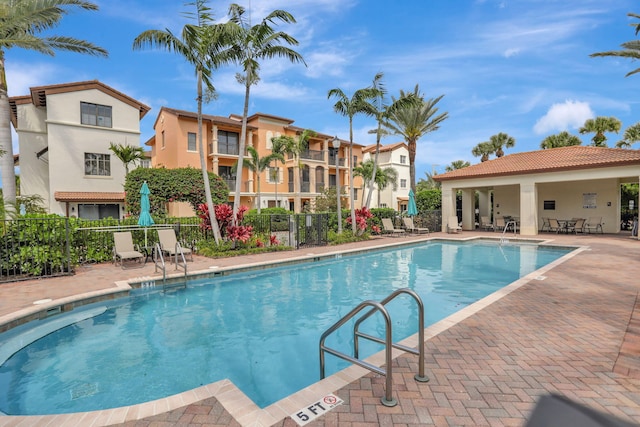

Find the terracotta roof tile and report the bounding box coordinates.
[54,192,125,202]
[434,146,640,181]
[363,142,407,153]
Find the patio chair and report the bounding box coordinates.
[540,217,550,232]
[547,218,562,233]
[494,216,505,232]
[480,216,494,231]
[113,231,145,268]
[158,228,193,263]
[447,216,462,234]
[381,218,405,237]
[402,217,430,234]
[584,217,603,234]
[567,218,585,234]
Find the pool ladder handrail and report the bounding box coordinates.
[153,243,166,285]
[173,242,188,278]
[319,288,429,407]
[501,220,517,243]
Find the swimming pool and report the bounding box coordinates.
[0,240,572,415]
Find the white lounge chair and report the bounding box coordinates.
[447,216,462,233]
[158,229,193,263]
[480,216,494,231]
[584,217,603,234]
[113,232,144,268]
[381,218,405,236]
[402,217,429,234]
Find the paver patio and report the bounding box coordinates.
[0,231,639,426]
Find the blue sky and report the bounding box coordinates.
[7,0,640,180]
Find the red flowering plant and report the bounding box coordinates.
[197,203,253,244]
[269,234,280,246]
[345,206,378,236]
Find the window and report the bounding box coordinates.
[81,102,112,127]
[84,153,110,176]
[218,130,240,155]
[400,155,407,164]
[268,167,279,184]
[78,204,119,220]
[161,130,165,148]
[187,132,197,151]
[353,155,357,166]
[140,158,150,168]
[400,179,407,189]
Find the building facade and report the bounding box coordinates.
[362,142,410,211]
[147,107,364,215]
[10,80,150,219]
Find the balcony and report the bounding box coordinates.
[328,153,345,166]
[287,149,325,162]
[208,144,247,156]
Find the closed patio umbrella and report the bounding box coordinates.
[138,181,154,247]
[407,189,418,217]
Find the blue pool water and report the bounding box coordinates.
[0,240,571,415]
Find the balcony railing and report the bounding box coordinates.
[300,149,324,161]
[328,154,345,166]
[208,144,247,156]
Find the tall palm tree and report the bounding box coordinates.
[489,132,515,157]
[224,4,305,224]
[269,135,288,208]
[616,122,640,148]
[0,0,107,211]
[382,85,448,193]
[108,142,145,175]
[471,141,494,162]
[363,73,386,209]
[233,146,283,213]
[328,82,379,233]
[578,116,622,147]
[540,131,582,149]
[133,0,232,244]
[591,13,640,77]
[417,171,440,191]
[353,159,398,208]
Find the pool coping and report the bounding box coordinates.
[0,236,586,426]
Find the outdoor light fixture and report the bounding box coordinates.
[331,136,342,234]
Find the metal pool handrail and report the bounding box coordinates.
[319,288,429,407]
[353,288,428,383]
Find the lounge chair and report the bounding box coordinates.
[584,217,603,234]
[158,228,193,262]
[547,218,562,233]
[540,217,550,232]
[480,216,494,231]
[113,231,145,268]
[567,218,585,234]
[494,216,505,232]
[381,218,405,236]
[446,216,462,233]
[402,217,429,234]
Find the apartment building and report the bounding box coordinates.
[146,107,364,215]
[362,142,411,211]
[10,80,150,219]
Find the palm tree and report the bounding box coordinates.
[0,0,107,211]
[233,146,283,214]
[109,142,145,174]
[382,85,448,193]
[578,116,622,147]
[417,171,440,191]
[133,0,232,244]
[616,122,640,148]
[353,159,398,208]
[269,135,289,208]
[224,4,305,224]
[591,13,640,77]
[489,132,515,157]
[445,160,470,172]
[471,141,494,162]
[328,82,379,233]
[271,130,315,212]
[540,131,582,149]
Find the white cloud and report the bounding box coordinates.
[533,100,594,135]
[503,47,520,58]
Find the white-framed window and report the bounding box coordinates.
[84,153,111,176]
[81,102,112,127]
[400,179,407,189]
[400,155,407,164]
[187,132,197,151]
[140,158,151,168]
[267,167,280,184]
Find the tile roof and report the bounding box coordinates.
[434,146,640,182]
[363,141,407,153]
[156,107,255,129]
[54,192,125,202]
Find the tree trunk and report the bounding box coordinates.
[0,55,16,216]
[196,71,221,243]
[349,118,356,234]
[233,78,251,224]
[408,138,417,194]
[365,123,382,208]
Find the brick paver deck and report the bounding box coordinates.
[0,232,639,426]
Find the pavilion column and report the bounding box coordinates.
[441,184,457,232]
[478,189,491,219]
[461,189,475,230]
[519,182,538,236]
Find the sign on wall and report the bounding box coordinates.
[583,192,597,209]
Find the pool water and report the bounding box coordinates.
[0,240,571,415]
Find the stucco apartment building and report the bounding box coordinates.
[10,80,150,219]
[146,107,364,215]
[362,142,411,211]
